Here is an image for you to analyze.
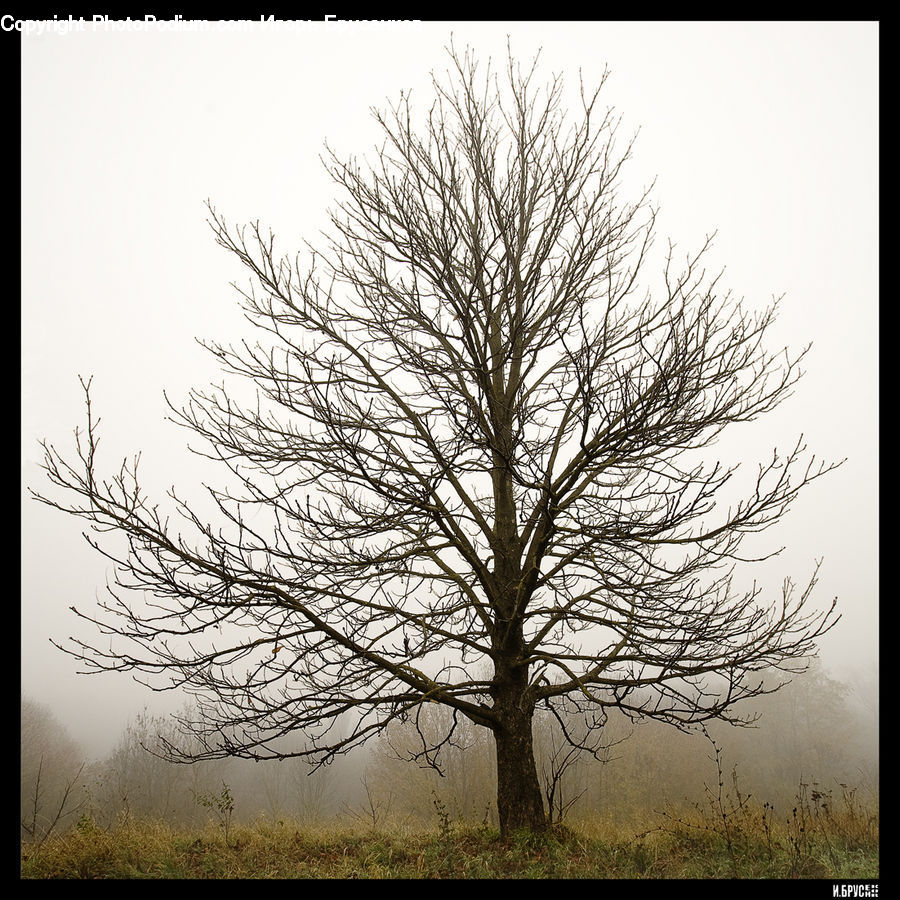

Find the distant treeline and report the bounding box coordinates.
[21,659,877,841]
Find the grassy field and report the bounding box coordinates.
[20,791,878,879]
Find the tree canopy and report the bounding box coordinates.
[33,45,840,835]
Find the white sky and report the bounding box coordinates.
[21,19,879,759]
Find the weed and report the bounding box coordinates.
[191,781,235,846]
[646,732,878,880]
[432,790,453,840]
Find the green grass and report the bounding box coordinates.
[20,794,878,879]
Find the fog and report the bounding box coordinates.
[21,20,877,765]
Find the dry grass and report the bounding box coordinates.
[20,785,878,880]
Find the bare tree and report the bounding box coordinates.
[32,45,840,836]
[20,698,87,842]
[534,696,618,826]
[21,757,86,846]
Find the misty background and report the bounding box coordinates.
[21,18,877,802]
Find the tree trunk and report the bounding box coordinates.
[488,394,546,836]
[493,698,547,837]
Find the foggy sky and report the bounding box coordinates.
[21,20,878,760]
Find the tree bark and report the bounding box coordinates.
[493,700,547,837]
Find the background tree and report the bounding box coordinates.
[20,697,87,842]
[89,706,234,826]
[369,702,497,826]
[32,45,840,836]
[711,659,878,805]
